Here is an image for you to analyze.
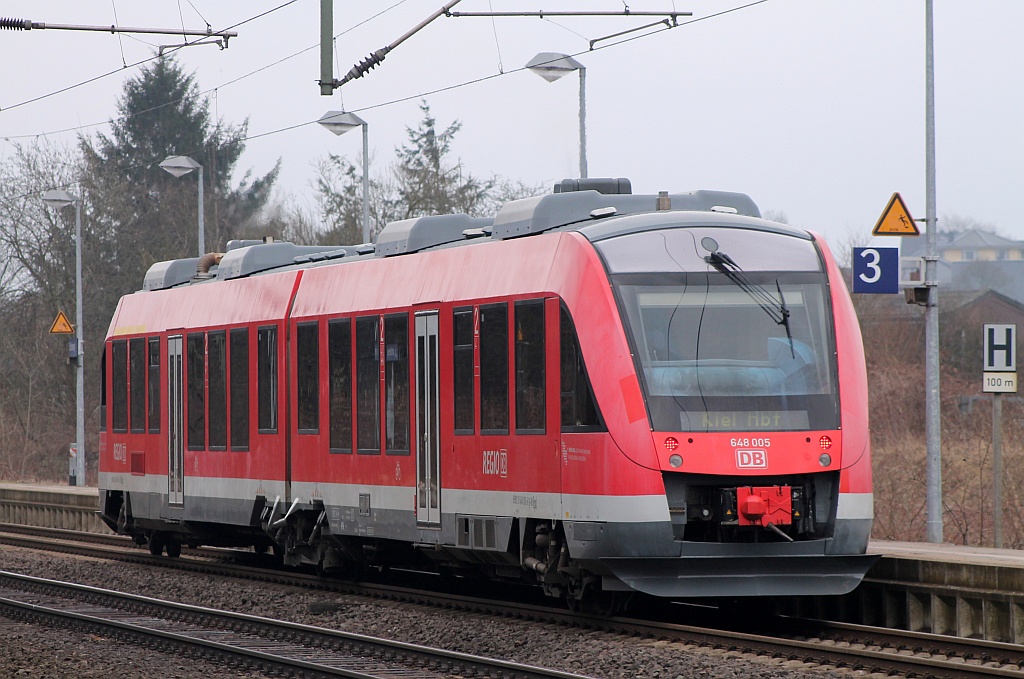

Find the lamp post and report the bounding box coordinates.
[159,155,205,256]
[526,52,587,179]
[41,189,85,487]
[317,111,370,244]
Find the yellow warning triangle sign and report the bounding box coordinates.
[872,192,919,236]
[49,311,74,334]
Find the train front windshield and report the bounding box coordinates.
[596,226,840,433]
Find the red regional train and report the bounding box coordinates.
[98,178,876,604]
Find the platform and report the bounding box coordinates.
[0,481,103,533]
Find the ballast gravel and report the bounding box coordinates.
[0,546,872,679]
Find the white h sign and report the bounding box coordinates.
[984,324,1016,372]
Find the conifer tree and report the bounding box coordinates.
[80,55,278,293]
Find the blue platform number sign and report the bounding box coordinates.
[853,247,898,294]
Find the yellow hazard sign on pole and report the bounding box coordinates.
[49,311,75,334]
[872,192,919,236]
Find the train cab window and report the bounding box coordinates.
[515,300,545,434]
[99,348,107,432]
[147,337,160,433]
[112,340,128,433]
[560,306,604,432]
[257,326,278,433]
[605,227,839,432]
[229,328,249,450]
[356,316,380,453]
[296,321,320,434]
[453,307,474,434]
[129,338,145,433]
[384,314,409,455]
[479,303,509,434]
[208,331,227,449]
[187,332,206,450]
[328,319,352,453]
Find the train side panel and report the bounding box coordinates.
[100,272,300,535]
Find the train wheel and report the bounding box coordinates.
[165,540,182,558]
[148,533,165,556]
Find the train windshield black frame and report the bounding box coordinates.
[613,271,839,432]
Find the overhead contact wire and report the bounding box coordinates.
[6,1,769,202]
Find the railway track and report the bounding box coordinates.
[0,569,593,679]
[3,524,1023,678]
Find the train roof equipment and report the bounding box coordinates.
[375,214,493,257]
[140,178,768,290]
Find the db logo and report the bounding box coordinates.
[736,449,768,469]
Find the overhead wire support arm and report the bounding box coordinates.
[321,2,690,92]
[0,17,237,46]
[446,11,690,19]
[323,0,464,91]
[590,18,680,50]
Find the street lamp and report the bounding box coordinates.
[317,111,370,244]
[159,155,205,256]
[41,189,86,487]
[526,52,587,179]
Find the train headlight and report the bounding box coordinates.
[819,453,832,467]
[664,436,679,450]
[668,454,683,468]
[818,435,832,450]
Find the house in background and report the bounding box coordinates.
[900,229,1024,304]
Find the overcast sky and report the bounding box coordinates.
[2,1,1021,254]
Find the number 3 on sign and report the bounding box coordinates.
[852,246,898,294]
[859,249,882,283]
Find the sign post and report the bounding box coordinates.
[983,323,1016,548]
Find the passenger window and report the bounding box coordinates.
[560,306,604,431]
[385,314,409,455]
[187,332,206,450]
[296,321,320,433]
[229,328,249,450]
[453,307,474,434]
[147,337,160,433]
[112,340,127,433]
[328,319,352,453]
[356,316,380,453]
[99,348,107,432]
[208,331,226,449]
[479,303,508,434]
[129,338,146,433]
[515,300,545,433]
[257,326,278,432]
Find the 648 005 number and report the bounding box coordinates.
[730,437,771,448]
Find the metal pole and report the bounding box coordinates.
[197,165,205,257]
[993,393,1003,547]
[74,199,85,487]
[578,66,588,179]
[319,0,334,95]
[924,0,943,543]
[361,122,370,243]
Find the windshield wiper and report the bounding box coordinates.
[775,279,794,358]
[704,248,795,358]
